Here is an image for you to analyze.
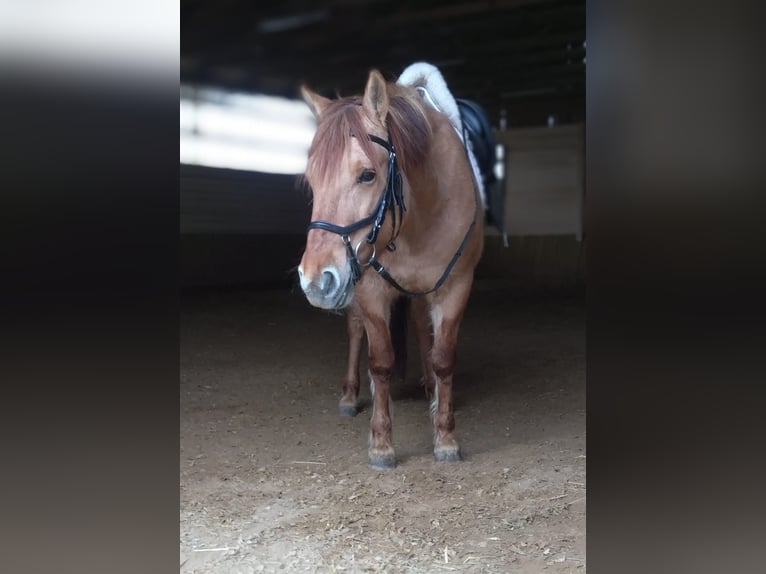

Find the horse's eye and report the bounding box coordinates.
[357,170,376,184]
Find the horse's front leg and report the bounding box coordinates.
[429,280,472,463]
[339,302,365,417]
[363,308,397,470]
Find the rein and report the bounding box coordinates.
[306,130,479,297]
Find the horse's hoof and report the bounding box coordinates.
[368,449,396,470]
[434,445,462,463]
[338,401,359,417]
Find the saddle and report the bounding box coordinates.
[396,62,507,241]
[457,98,507,239]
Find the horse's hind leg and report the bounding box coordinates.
[429,281,472,463]
[339,302,365,417]
[410,297,435,399]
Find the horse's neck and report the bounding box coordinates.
[398,110,470,249]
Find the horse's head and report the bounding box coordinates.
[298,70,394,310]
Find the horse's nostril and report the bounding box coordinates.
[322,270,338,294]
[302,267,344,303]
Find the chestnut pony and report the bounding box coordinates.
[298,69,483,469]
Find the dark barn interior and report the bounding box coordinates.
[180,1,586,572]
[181,0,585,125]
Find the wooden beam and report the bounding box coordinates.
[380,0,558,25]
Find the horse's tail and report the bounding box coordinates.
[390,297,409,382]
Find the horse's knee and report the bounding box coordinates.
[369,347,395,380]
[431,345,456,380]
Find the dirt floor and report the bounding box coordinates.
[180,281,586,573]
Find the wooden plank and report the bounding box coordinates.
[493,124,583,237]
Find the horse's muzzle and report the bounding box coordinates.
[298,265,354,310]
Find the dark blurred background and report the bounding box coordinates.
[180,0,586,290]
[182,0,585,126]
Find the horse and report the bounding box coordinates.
[298,65,484,469]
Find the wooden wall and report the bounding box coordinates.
[495,123,584,238]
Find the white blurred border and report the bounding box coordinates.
[0,0,178,77]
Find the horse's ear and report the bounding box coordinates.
[363,69,389,125]
[301,85,331,119]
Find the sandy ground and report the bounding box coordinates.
[180,281,585,573]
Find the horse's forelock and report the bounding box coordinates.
[307,98,378,186]
[306,88,433,185]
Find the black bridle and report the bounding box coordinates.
[306,131,479,297]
